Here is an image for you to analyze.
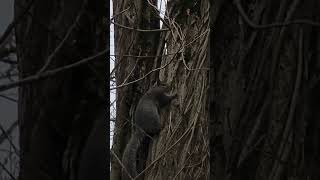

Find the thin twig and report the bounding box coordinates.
[0,47,16,59]
[0,58,17,65]
[110,29,210,90]
[0,121,18,145]
[111,21,169,32]
[0,160,17,180]
[0,123,19,156]
[110,6,131,21]
[273,28,303,179]
[0,94,18,102]
[146,0,171,29]
[37,7,85,74]
[110,53,175,58]
[0,0,34,47]
[0,49,108,92]
[181,29,210,71]
[133,127,191,180]
[234,0,320,29]
[110,149,134,180]
[110,50,178,90]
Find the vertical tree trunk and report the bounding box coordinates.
[111,0,210,180]
[15,0,107,179]
[111,0,161,179]
[211,1,320,179]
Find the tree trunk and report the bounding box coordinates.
[111,0,210,180]
[111,0,161,179]
[211,1,320,179]
[15,0,107,179]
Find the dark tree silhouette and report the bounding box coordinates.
[211,1,320,179]
[14,0,107,180]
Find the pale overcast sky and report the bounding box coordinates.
[0,1,19,178]
[0,1,18,134]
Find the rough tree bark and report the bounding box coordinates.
[211,0,320,179]
[111,0,162,179]
[111,0,210,180]
[15,0,107,180]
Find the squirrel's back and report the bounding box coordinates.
[121,86,176,180]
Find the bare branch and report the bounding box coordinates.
[0,58,17,65]
[234,0,320,29]
[110,50,177,90]
[36,3,85,74]
[0,123,19,156]
[0,0,34,47]
[0,159,17,180]
[0,48,109,92]
[110,149,134,180]
[133,127,192,180]
[110,27,210,90]
[0,47,16,59]
[110,53,175,58]
[110,6,131,21]
[0,72,18,80]
[0,120,18,145]
[111,21,169,32]
[0,94,17,102]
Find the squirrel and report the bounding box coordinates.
[121,86,177,180]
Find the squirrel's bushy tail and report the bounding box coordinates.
[121,130,145,180]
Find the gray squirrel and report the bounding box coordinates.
[121,86,177,180]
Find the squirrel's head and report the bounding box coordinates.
[146,86,176,107]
